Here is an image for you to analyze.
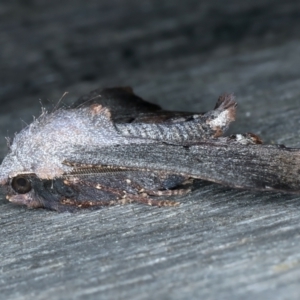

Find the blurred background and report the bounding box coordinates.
[1,0,300,152]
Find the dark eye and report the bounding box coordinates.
[11,176,32,194]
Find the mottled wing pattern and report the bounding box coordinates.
[0,87,246,212]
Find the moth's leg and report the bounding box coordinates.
[138,188,191,196]
[58,193,180,210]
[50,180,133,211]
[55,198,136,212]
[123,193,180,207]
[124,176,193,197]
[137,198,180,207]
[90,183,182,205]
[58,182,179,210]
[54,178,182,211]
[67,179,133,200]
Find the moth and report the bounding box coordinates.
[0,87,299,211]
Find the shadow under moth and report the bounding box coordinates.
[0,87,299,212]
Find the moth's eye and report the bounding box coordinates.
[11,176,32,194]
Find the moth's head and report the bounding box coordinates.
[0,140,45,209]
[0,107,85,207]
[1,172,80,211]
[2,174,44,208]
[0,144,76,210]
[0,116,73,210]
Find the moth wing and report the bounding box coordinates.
[42,165,187,211]
[64,143,201,177]
[71,87,162,123]
[64,140,300,194]
[72,86,206,124]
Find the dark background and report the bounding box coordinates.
[1,1,300,299]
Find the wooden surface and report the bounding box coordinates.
[1,1,300,299]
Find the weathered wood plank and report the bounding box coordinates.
[1,1,300,299]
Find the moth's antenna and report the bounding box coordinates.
[20,119,29,128]
[5,136,11,149]
[52,92,69,112]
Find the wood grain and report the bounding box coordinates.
[1,1,300,299]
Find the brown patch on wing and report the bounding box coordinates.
[213,126,224,138]
[247,133,263,144]
[89,103,111,118]
[89,103,103,115]
[229,133,263,145]
[60,197,142,208]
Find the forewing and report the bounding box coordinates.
[72,86,203,123]
[64,139,300,194]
